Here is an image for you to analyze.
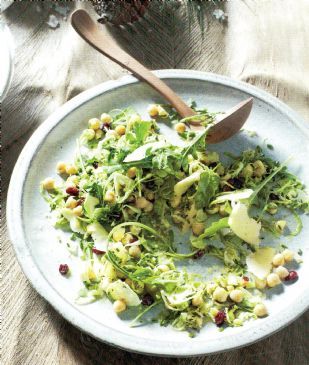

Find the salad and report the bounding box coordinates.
[41,103,308,335]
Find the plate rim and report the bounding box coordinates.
[6,69,309,357]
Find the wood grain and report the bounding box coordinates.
[2,1,309,364]
[71,8,196,118]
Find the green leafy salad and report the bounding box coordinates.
[41,103,308,335]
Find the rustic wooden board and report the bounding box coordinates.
[2,1,309,364]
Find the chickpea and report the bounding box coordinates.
[67,175,79,185]
[100,113,112,124]
[144,201,153,212]
[83,128,96,141]
[127,167,137,179]
[113,299,126,313]
[192,222,204,236]
[88,118,101,130]
[72,205,83,216]
[129,245,141,258]
[135,197,149,209]
[253,160,266,177]
[274,266,289,280]
[65,196,78,209]
[66,164,78,175]
[145,191,155,201]
[282,249,294,263]
[210,307,219,317]
[266,273,281,287]
[95,129,103,139]
[131,225,141,236]
[242,164,253,178]
[112,228,125,242]
[175,122,186,134]
[115,125,126,136]
[42,178,55,190]
[272,253,285,267]
[254,303,268,317]
[56,161,67,175]
[122,233,134,244]
[212,287,228,303]
[104,190,115,203]
[147,104,159,117]
[192,295,204,307]
[229,289,244,303]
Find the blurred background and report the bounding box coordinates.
[1,1,309,364]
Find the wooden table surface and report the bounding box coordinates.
[2,1,309,364]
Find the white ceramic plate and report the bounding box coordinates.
[7,70,309,357]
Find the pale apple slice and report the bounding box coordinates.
[246,247,275,279]
[228,203,261,245]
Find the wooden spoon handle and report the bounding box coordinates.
[71,9,195,118]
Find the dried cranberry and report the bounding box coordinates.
[228,178,243,189]
[222,184,232,192]
[66,186,79,196]
[113,211,122,220]
[269,193,279,200]
[243,276,249,282]
[59,264,69,275]
[145,180,155,190]
[92,248,106,255]
[193,250,205,259]
[234,178,244,189]
[129,235,138,243]
[142,294,154,306]
[101,122,110,131]
[208,162,217,169]
[92,161,99,169]
[76,197,85,206]
[214,310,226,326]
[285,270,298,281]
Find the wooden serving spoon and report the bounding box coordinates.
[71,9,253,144]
